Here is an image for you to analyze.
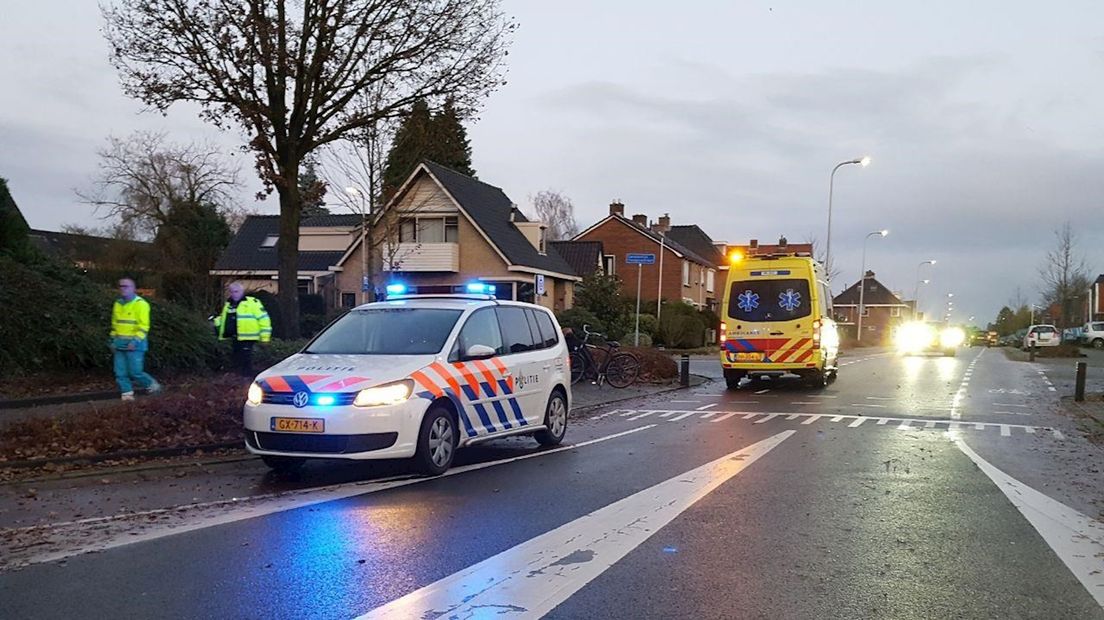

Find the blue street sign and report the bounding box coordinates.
[626,253,656,265]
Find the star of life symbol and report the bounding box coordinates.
[737,290,760,312]
[293,391,310,408]
[778,289,802,312]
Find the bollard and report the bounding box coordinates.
[1029,344,1036,362]
[1075,361,1087,402]
[680,354,690,387]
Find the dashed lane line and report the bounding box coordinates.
[669,412,697,421]
[696,403,717,411]
[710,412,738,423]
[754,389,771,395]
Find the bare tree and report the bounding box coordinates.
[77,131,240,239]
[103,0,515,337]
[530,190,578,240]
[1038,221,1091,328]
[805,234,840,283]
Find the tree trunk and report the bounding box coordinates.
[276,161,303,339]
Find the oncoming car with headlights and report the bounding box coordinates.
[243,292,571,475]
[893,321,964,357]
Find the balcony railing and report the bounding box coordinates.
[384,242,459,272]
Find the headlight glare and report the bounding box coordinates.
[247,382,263,406]
[354,380,414,407]
[941,328,965,348]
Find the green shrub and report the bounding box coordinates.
[624,332,653,347]
[555,307,605,336]
[636,313,658,336]
[253,339,308,368]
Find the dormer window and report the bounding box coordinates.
[260,235,278,248]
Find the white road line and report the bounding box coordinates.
[974,423,985,430]
[357,431,795,620]
[830,415,844,422]
[659,411,678,418]
[754,389,771,394]
[700,412,717,419]
[754,413,780,424]
[1000,425,1011,436]
[853,404,886,408]
[924,420,936,428]
[1053,429,1066,440]
[951,437,1104,608]
[809,395,838,399]
[897,420,912,430]
[669,400,701,403]
[1049,387,1057,392]
[711,412,738,423]
[848,418,866,428]
[801,415,821,425]
[865,396,895,401]
[785,414,801,420]
[669,412,696,422]
[790,401,819,405]
[995,403,1030,408]
[8,425,658,567]
[876,418,889,425]
[742,413,759,420]
[730,400,760,404]
[696,403,717,411]
[1025,427,1036,434]
[627,411,656,421]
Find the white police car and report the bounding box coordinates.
[244,287,571,475]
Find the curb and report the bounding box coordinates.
[0,441,243,471]
[571,374,711,415]
[0,390,119,410]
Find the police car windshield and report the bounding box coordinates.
[304,308,462,355]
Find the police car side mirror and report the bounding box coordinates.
[465,344,497,360]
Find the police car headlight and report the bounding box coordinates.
[354,380,414,407]
[247,383,263,406]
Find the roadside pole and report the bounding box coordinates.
[626,253,657,347]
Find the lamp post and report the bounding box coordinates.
[913,260,936,319]
[825,156,871,274]
[1030,303,1042,325]
[856,229,888,341]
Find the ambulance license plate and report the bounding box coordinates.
[271,417,325,433]
[736,352,764,362]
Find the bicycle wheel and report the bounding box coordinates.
[569,350,586,385]
[604,352,640,388]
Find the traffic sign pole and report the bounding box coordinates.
[635,263,642,346]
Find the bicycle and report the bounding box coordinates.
[568,324,640,388]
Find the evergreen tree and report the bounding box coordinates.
[0,177,36,262]
[381,98,476,199]
[298,158,330,217]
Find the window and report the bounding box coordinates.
[418,218,445,243]
[305,308,462,355]
[603,255,616,276]
[727,279,811,322]
[260,235,278,248]
[454,308,505,360]
[496,306,537,354]
[817,283,829,316]
[524,309,545,348]
[445,216,459,242]
[341,293,356,308]
[682,261,690,286]
[706,269,715,292]
[398,216,458,243]
[890,307,901,317]
[861,307,870,317]
[399,218,416,242]
[533,309,559,348]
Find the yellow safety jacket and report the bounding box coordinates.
[215,296,272,343]
[111,296,151,346]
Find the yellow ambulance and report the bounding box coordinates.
[719,249,839,390]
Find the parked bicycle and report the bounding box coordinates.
[568,324,640,388]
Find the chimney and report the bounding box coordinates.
[749,239,759,256]
[651,213,671,234]
[609,200,625,217]
[778,235,788,249]
[509,204,519,222]
[631,213,647,227]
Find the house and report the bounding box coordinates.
[213,163,581,312]
[1089,274,1104,322]
[549,240,605,279]
[330,161,580,311]
[211,213,362,303]
[833,271,911,342]
[28,228,154,272]
[573,203,721,310]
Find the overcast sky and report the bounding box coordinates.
[3,1,1103,323]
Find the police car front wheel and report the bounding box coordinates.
[415,404,458,476]
[535,390,568,447]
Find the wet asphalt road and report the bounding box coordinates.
[1,347,1103,619]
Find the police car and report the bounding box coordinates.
[244,285,571,475]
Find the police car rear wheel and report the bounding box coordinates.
[535,391,568,446]
[415,405,457,476]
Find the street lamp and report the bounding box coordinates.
[824,156,872,274]
[344,186,371,304]
[913,259,936,318]
[1030,303,1042,325]
[856,229,888,342]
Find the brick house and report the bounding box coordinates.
[573,202,721,310]
[1089,274,1104,321]
[833,271,912,342]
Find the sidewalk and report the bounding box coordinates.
[572,376,708,411]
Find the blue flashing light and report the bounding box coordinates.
[466,283,496,294]
[315,395,336,406]
[386,283,407,296]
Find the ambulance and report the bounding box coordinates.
[243,285,571,475]
[719,245,840,390]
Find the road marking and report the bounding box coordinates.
[754,389,771,394]
[785,414,801,420]
[669,412,696,421]
[1048,387,1057,392]
[5,425,658,568]
[669,400,700,403]
[700,412,717,419]
[830,415,844,422]
[754,413,779,424]
[627,411,656,421]
[951,437,1104,608]
[995,403,1030,408]
[809,395,838,399]
[853,403,886,408]
[801,415,821,425]
[790,401,819,405]
[1024,427,1035,434]
[1053,429,1066,440]
[659,411,678,418]
[711,412,737,423]
[848,418,866,428]
[696,403,717,411]
[357,432,796,619]
[865,396,895,401]
[876,418,889,425]
[897,420,913,430]
[924,420,936,428]
[730,400,760,404]
[999,424,1011,436]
